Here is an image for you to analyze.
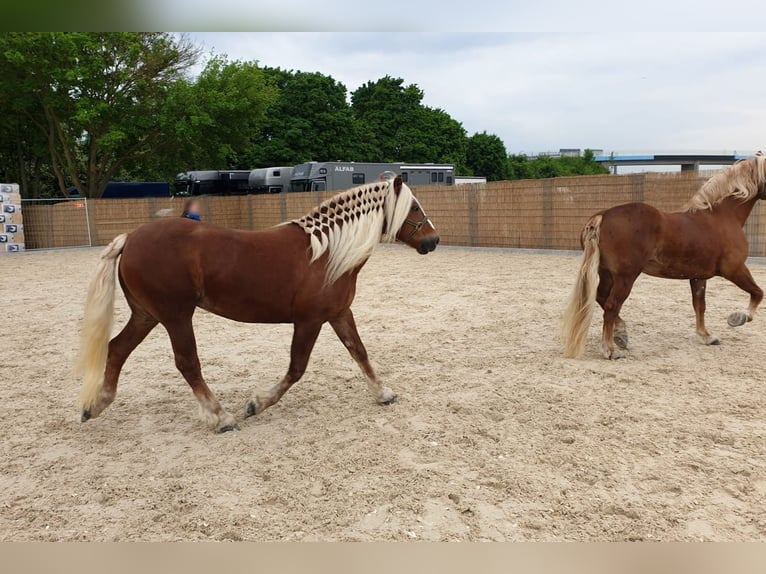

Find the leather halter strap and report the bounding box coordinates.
[400,213,431,242]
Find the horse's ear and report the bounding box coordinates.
[393,175,403,195]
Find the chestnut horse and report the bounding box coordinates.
[562,154,766,359]
[77,175,439,432]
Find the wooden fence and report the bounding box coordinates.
[20,171,766,256]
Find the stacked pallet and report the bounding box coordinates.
[0,184,24,252]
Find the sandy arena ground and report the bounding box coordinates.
[1,244,765,541]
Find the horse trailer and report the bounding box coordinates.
[248,166,293,194]
[289,162,455,192]
[173,170,251,197]
[173,162,456,197]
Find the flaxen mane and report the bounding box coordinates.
[685,153,766,212]
[292,176,415,284]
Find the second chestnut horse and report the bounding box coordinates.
[77,174,439,431]
[562,154,766,359]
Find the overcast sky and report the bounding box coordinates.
[185,32,766,157]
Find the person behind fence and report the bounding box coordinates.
[181,198,202,221]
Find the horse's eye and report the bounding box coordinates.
[411,205,419,212]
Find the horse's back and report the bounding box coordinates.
[596,202,727,279]
[117,219,315,322]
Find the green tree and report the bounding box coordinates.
[506,149,608,181]
[0,113,56,197]
[247,68,356,166]
[466,132,508,181]
[165,57,278,172]
[0,33,201,198]
[351,76,467,170]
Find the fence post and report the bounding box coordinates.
[745,202,762,256]
[467,188,479,247]
[542,179,554,250]
[84,198,93,247]
[631,173,645,203]
[280,193,288,223]
[45,203,53,248]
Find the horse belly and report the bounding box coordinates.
[637,212,719,280]
[642,258,697,279]
[642,245,717,280]
[199,276,297,323]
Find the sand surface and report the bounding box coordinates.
[1,245,765,541]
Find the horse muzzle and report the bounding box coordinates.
[417,236,440,254]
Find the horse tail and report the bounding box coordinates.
[76,233,128,415]
[561,214,602,358]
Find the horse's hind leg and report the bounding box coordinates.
[613,317,628,350]
[600,274,636,359]
[598,269,628,350]
[690,278,719,345]
[329,309,396,405]
[723,265,764,327]
[86,309,158,420]
[245,321,323,417]
[165,318,239,433]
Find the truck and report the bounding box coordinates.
[173,170,251,197]
[68,182,171,199]
[247,166,293,194]
[288,162,455,192]
[172,162,457,197]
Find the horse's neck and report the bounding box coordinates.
[714,196,760,226]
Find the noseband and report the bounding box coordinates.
[400,213,431,242]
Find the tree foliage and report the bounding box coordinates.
[351,76,467,170]
[466,132,508,181]
[165,57,277,172]
[507,149,608,180]
[247,68,356,167]
[0,32,200,197]
[0,34,611,197]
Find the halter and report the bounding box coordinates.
[400,212,431,242]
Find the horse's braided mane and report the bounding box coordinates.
[684,154,766,212]
[291,177,414,284]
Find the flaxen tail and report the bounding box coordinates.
[76,233,128,415]
[561,215,602,358]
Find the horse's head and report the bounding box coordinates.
[386,174,440,254]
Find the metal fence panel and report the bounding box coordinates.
[21,198,92,250]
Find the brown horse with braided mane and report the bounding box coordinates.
[77,174,439,432]
[562,153,766,359]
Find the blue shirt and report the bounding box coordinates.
[184,213,201,221]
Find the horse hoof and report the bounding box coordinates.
[219,424,240,433]
[81,409,91,422]
[708,338,721,346]
[382,396,398,405]
[727,312,748,327]
[245,400,259,418]
[614,334,629,350]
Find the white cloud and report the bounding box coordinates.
[158,2,766,31]
[185,32,766,155]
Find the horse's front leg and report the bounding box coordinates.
[330,309,396,405]
[245,321,323,417]
[690,278,720,345]
[724,265,764,327]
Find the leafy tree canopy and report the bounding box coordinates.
[0,34,610,197]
